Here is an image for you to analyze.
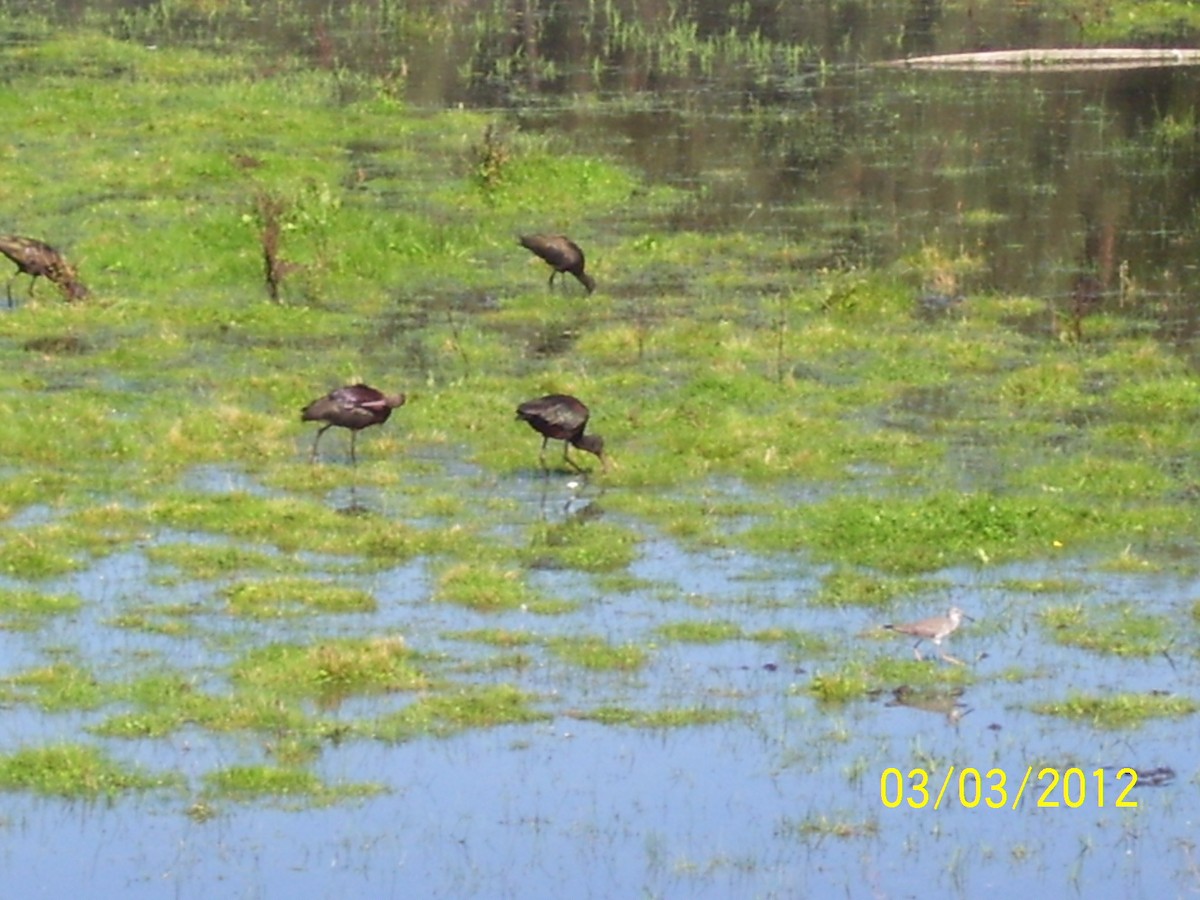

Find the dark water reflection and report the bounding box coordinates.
[40,1,1200,327]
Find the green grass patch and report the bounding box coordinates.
[370,684,548,741]
[744,491,1112,573]
[433,561,574,614]
[0,743,180,799]
[0,663,109,711]
[569,705,738,728]
[147,542,296,579]
[811,569,929,608]
[223,577,377,617]
[231,637,432,698]
[91,674,326,739]
[547,636,650,671]
[523,520,640,572]
[202,765,383,805]
[654,620,744,643]
[0,588,82,629]
[1038,604,1176,657]
[1031,692,1197,728]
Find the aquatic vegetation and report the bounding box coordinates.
[569,705,738,728]
[0,588,82,630]
[0,663,108,711]
[231,637,431,699]
[547,635,651,671]
[1031,692,1198,728]
[369,684,548,741]
[434,561,574,613]
[524,519,639,572]
[654,620,744,643]
[810,569,929,608]
[0,744,180,799]
[202,765,383,805]
[223,577,378,618]
[1037,604,1177,657]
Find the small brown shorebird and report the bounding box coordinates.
[0,235,89,305]
[516,393,608,473]
[301,383,406,464]
[883,606,972,665]
[518,234,595,294]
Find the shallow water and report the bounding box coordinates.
[1,460,1197,897]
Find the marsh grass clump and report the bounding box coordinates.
[443,628,539,648]
[231,637,432,699]
[1038,604,1176,657]
[370,684,547,741]
[747,491,1109,573]
[202,765,382,805]
[146,542,295,580]
[434,561,574,614]
[524,519,640,572]
[1031,692,1197,728]
[471,122,510,196]
[0,588,82,629]
[808,654,970,705]
[811,569,929,608]
[749,626,834,657]
[92,675,322,740]
[654,620,744,643]
[569,705,737,728]
[1,663,108,711]
[144,493,432,562]
[547,635,650,672]
[0,522,90,579]
[807,666,873,704]
[0,743,180,799]
[223,576,377,618]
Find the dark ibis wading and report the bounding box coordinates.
[516,393,607,473]
[518,234,595,294]
[0,235,89,305]
[301,383,406,464]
